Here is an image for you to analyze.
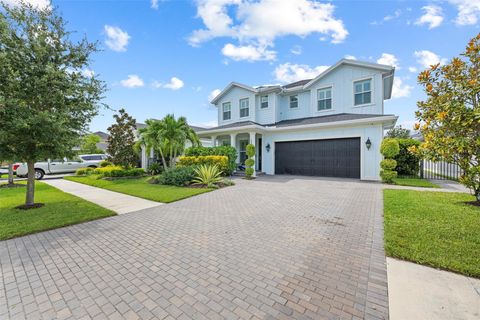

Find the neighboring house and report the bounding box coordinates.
[196,59,398,180]
[93,131,109,151]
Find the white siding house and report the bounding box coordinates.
[196,59,397,180]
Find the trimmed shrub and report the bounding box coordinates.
[245,143,255,179]
[380,170,398,182]
[395,138,422,176]
[99,160,112,167]
[184,146,237,175]
[380,138,400,158]
[177,155,229,174]
[93,166,145,178]
[75,167,94,176]
[380,159,397,171]
[158,166,195,186]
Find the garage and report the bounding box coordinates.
[274,137,361,178]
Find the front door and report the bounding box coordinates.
[258,138,262,171]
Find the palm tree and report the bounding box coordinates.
[137,115,200,170]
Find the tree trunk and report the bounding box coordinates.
[158,148,168,171]
[7,163,14,186]
[25,161,35,206]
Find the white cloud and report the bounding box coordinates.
[273,63,329,83]
[448,0,480,25]
[104,25,130,52]
[377,53,400,69]
[221,43,276,61]
[82,69,94,77]
[415,5,444,29]
[189,0,348,61]
[151,0,159,9]
[163,77,184,90]
[408,66,418,73]
[290,45,302,55]
[414,50,447,68]
[208,89,221,102]
[371,9,402,25]
[2,0,50,10]
[391,77,413,99]
[120,75,144,88]
[344,54,356,60]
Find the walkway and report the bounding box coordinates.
[44,179,162,214]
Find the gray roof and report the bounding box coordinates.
[200,113,392,131]
[134,122,207,132]
[283,79,312,89]
[93,131,109,141]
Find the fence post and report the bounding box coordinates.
[420,159,424,179]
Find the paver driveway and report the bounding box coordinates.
[0,176,388,320]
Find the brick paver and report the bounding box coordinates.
[0,176,388,319]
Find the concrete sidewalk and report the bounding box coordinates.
[44,179,162,214]
[388,257,480,320]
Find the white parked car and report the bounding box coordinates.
[16,154,107,180]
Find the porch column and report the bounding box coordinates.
[141,145,147,170]
[211,135,217,147]
[230,133,238,165]
[249,132,256,177]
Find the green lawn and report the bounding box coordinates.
[384,189,480,278]
[65,176,211,203]
[0,182,115,240]
[392,177,440,188]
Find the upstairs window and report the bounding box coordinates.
[222,102,231,120]
[317,87,332,111]
[289,95,298,108]
[260,95,268,109]
[240,98,249,117]
[354,79,372,106]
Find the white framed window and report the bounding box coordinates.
[354,79,372,106]
[289,95,298,108]
[260,95,268,109]
[240,98,249,117]
[222,102,231,120]
[317,87,332,111]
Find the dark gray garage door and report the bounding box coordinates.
[275,138,361,178]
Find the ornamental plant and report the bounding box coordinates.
[380,139,400,183]
[192,164,223,188]
[245,144,256,179]
[415,33,480,202]
[177,155,229,174]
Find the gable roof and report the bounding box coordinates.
[210,82,258,104]
[283,79,312,89]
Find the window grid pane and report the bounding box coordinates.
[354,80,372,105]
[290,95,298,108]
[240,98,249,117]
[260,96,268,108]
[317,88,332,111]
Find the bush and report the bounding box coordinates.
[99,160,112,167]
[245,167,254,177]
[380,138,400,158]
[244,158,254,167]
[192,164,223,188]
[380,170,398,183]
[380,159,397,171]
[93,166,145,178]
[184,146,237,175]
[147,162,163,175]
[158,166,195,186]
[395,139,421,176]
[177,155,229,174]
[75,167,94,176]
[245,143,255,179]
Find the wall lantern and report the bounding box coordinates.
[266,143,271,152]
[365,138,372,150]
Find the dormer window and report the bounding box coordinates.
[240,98,249,117]
[222,102,231,120]
[354,79,372,106]
[260,95,268,109]
[317,87,332,111]
[289,95,298,108]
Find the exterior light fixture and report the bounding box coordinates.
[266,143,271,152]
[365,138,372,150]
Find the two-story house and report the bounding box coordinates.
[197,59,398,180]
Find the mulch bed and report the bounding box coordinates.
[0,183,25,189]
[465,201,480,207]
[15,203,45,210]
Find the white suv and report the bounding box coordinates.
[16,154,107,180]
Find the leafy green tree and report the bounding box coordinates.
[0,2,105,208]
[137,115,200,170]
[80,134,103,154]
[386,126,411,139]
[415,33,480,202]
[106,109,138,168]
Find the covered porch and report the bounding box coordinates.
[198,129,266,175]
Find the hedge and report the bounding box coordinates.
[157,166,195,186]
[177,155,229,174]
[394,138,421,176]
[87,166,145,178]
[184,146,237,175]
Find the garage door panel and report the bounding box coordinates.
[275,138,361,179]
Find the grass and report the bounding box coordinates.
[384,189,480,278]
[0,182,115,241]
[392,177,440,188]
[65,176,212,203]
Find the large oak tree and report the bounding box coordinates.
[0,1,105,208]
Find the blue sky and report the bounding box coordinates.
[10,0,480,131]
